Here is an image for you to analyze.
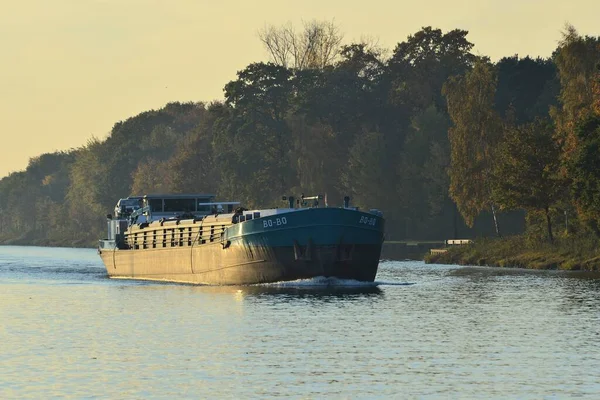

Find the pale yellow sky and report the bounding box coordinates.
[1,0,598,178]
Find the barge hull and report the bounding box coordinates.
[100,241,381,285]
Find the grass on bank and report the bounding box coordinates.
[424,234,600,271]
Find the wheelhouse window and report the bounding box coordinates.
[197,204,212,213]
[196,198,212,210]
[148,199,163,212]
[164,198,196,212]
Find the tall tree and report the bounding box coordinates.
[397,106,451,235]
[593,62,600,115]
[130,158,172,195]
[551,26,600,232]
[492,119,563,242]
[495,56,559,123]
[443,60,503,234]
[552,25,600,160]
[167,131,217,194]
[258,19,343,70]
[287,115,341,199]
[65,140,109,242]
[568,115,600,234]
[341,130,389,210]
[389,27,476,112]
[223,63,296,204]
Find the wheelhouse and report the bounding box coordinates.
[114,196,143,219]
[130,193,240,222]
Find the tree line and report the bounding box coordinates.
[0,22,598,247]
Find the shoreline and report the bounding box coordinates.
[4,235,599,272]
[424,235,600,271]
[0,236,95,249]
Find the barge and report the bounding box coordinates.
[98,193,384,285]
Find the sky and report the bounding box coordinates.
[1,0,599,179]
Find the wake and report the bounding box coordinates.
[253,276,414,288]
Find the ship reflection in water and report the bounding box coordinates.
[120,276,417,299]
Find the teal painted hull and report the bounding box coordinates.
[222,208,384,282]
[225,208,384,246]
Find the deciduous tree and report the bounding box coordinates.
[492,119,563,242]
[258,20,343,70]
[569,115,600,234]
[443,60,503,234]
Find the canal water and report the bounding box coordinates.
[1,245,600,398]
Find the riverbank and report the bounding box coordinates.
[0,232,94,248]
[424,235,600,271]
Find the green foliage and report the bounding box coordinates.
[341,130,388,210]
[396,106,451,233]
[389,26,476,111]
[551,26,600,167]
[443,60,502,228]
[550,26,600,235]
[130,158,171,195]
[495,56,559,123]
[492,118,564,242]
[224,63,292,118]
[553,25,600,122]
[569,115,600,232]
[168,130,217,194]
